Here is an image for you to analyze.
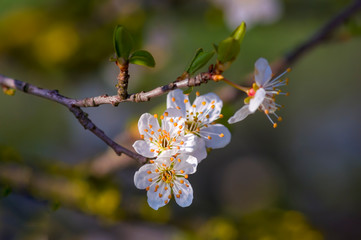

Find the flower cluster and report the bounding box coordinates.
[133,57,289,210]
[228,57,290,127]
[133,90,231,210]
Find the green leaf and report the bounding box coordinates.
[186,48,215,75]
[231,22,246,44]
[113,25,134,60]
[129,50,156,67]
[183,87,194,95]
[217,37,240,63]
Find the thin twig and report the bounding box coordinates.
[286,0,361,64]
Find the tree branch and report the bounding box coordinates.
[0,74,147,164]
[286,0,361,64]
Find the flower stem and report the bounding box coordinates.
[221,78,249,93]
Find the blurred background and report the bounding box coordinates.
[1,0,361,239]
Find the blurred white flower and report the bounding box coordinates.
[134,152,197,210]
[228,57,290,127]
[212,0,283,29]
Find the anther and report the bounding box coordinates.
[144,129,148,132]
[148,178,153,182]
[196,91,200,96]
[149,137,153,141]
[184,99,189,103]
[154,114,158,118]
[140,134,144,139]
[146,186,150,191]
[164,112,169,117]
[160,115,164,120]
[192,104,196,108]
[164,186,168,190]
[206,114,210,118]
[150,149,155,152]
[264,110,269,115]
[179,125,183,129]
[168,194,172,199]
[170,157,174,161]
[147,171,152,174]
[286,92,290,96]
[202,101,206,105]
[180,170,185,174]
[207,136,212,140]
[150,160,155,164]
[219,133,224,138]
[176,194,180,198]
[180,141,184,145]
[176,106,181,110]
[171,97,175,102]
[184,174,188,179]
[287,67,292,72]
[174,123,178,127]
[150,131,154,135]
[219,114,223,118]
[180,180,184,184]
[155,169,159,172]
[170,118,174,123]
[278,116,283,122]
[159,193,163,198]
[273,123,278,128]
[158,129,161,132]
[149,124,152,128]
[211,105,215,109]
[178,190,182,194]
[177,158,181,162]
[164,200,168,204]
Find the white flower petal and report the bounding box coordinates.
[249,88,266,112]
[173,179,193,208]
[166,89,189,116]
[228,105,252,124]
[147,182,171,210]
[138,113,160,136]
[193,93,223,123]
[200,124,231,149]
[134,164,157,189]
[255,58,272,86]
[133,140,157,158]
[181,134,207,162]
[174,154,198,174]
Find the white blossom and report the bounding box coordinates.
[211,0,282,29]
[134,152,197,210]
[167,89,231,155]
[228,57,290,127]
[133,108,207,161]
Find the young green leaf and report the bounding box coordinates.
[113,25,134,60]
[187,48,215,75]
[231,22,246,44]
[217,37,240,63]
[129,50,156,67]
